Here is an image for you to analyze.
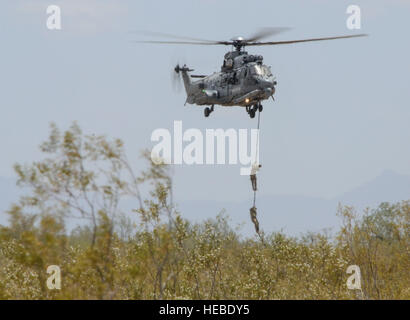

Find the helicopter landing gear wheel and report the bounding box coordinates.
[246,105,256,118]
[249,109,256,119]
[204,105,214,118]
[247,104,259,119]
[258,103,263,112]
[204,107,210,117]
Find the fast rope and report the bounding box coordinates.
[253,108,261,209]
[249,108,265,244]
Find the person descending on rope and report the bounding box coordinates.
[250,162,261,191]
[249,206,260,234]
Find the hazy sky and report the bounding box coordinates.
[1,0,409,205]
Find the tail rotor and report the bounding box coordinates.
[171,64,182,93]
[171,63,193,93]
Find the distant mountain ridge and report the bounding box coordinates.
[177,170,410,236]
[336,170,410,208]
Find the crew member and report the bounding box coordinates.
[250,163,261,191]
[249,206,259,234]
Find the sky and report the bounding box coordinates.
[1,0,410,208]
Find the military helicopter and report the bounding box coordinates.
[136,29,367,118]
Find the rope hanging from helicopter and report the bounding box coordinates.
[249,108,265,243]
[253,109,261,209]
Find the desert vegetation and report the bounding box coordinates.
[0,123,408,299]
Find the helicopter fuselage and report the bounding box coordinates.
[180,50,276,108]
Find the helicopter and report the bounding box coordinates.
[136,29,367,118]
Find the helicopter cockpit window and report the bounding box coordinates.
[262,66,272,77]
[250,65,263,75]
[251,65,272,77]
[225,58,233,68]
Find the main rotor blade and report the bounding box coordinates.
[134,40,231,45]
[246,27,291,42]
[131,30,221,43]
[246,34,368,46]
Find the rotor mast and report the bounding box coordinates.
[232,37,246,52]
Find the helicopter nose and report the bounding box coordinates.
[268,79,277,90]
[260,79,275,89]
[264,87,274,96]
